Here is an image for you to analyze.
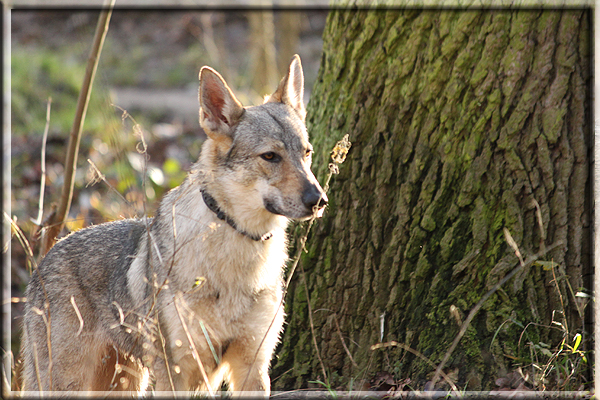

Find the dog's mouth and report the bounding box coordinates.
[264,201,284,216]
[264,199,326,220]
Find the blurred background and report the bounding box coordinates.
[10,9,328,357]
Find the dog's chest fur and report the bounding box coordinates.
[127,180,287,359]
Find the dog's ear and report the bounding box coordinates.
[199,67,244,140]
[266,54,305,121]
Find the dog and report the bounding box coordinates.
[19,54,327,396]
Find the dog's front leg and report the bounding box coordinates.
[224,291,285,396]
[223,339,271,394]
[152,354,178,393]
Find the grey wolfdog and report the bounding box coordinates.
[20,54,327,396]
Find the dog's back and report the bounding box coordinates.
[21,219,149,392]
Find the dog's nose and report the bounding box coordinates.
[303,185,328,211]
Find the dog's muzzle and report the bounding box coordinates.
[264,182,328,219]
[302,184,328,213]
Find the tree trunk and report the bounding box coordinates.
[249,10,278,96]
[275,11,301,78]
[272,9,591,392]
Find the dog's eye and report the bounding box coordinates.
[260,152,280,163]
[305,149,313,158]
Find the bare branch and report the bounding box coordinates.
[41,2,115,255]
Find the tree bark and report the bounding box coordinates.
[272,9,591,391]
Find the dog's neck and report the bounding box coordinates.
[200,188,273,242]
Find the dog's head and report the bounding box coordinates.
[197,55,327,231]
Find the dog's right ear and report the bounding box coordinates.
[199,67,244,141]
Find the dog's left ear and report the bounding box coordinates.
[199,66,244,141]
[267,54,305,121]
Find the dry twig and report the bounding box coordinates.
[370,341,458,392]
[333,313,358,368]
[173,294,214,397]
[32,98,52,228]
[430,238,564,388]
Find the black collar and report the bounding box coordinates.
[201,189,272,242]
